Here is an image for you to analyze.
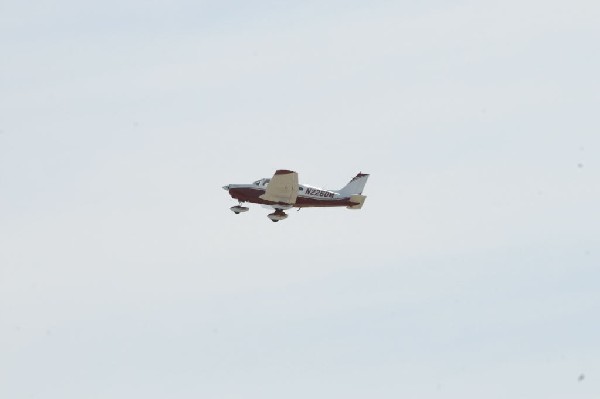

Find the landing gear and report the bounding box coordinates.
[230,202,249,214]
[267,209,288,222]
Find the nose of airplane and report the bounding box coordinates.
[222,185,230,191]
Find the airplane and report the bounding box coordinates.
[222,170,369,222]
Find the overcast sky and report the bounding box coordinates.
[1,0,599,398]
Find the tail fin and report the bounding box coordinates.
[337,172,369,196]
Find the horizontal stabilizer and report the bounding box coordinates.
[347,194,367,209]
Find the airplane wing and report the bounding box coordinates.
[259,169,299,205]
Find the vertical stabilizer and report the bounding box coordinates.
[337,172,369,196]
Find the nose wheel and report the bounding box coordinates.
[230,203,249,214]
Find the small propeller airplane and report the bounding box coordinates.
[222,170,369,222]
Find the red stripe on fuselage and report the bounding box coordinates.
[228,187,355,208]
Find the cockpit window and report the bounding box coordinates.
[253,180,261,186]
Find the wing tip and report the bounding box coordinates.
[275,169,296,175]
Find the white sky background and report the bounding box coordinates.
[1,0,599,397]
